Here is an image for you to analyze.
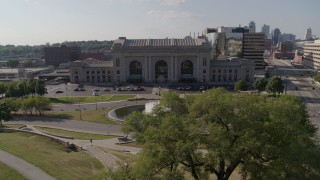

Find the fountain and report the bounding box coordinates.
[108,101,159,121]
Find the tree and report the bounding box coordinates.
[314,73,320,83]
[35,79,47,96]
[253,78,268,92]
[0,102,12,127]
[6,59,19,68]
[234,80,247,91]
[266,76,284,96]
[34,96,51,115]
[119,89,320,180]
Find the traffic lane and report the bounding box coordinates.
[51,100,150,112]
[10,117,123,136]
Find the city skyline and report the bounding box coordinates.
[0,0,319,45]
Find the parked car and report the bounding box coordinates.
[55,90,63,94]
[185,86,192,90]
[103,88,110,91]
[92,88,100,92]
[93,91,100,96]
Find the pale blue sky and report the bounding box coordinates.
[0,0,319,45]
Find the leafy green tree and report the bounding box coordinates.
[266,76,284,96]
[3,98,21,114]
[20,98,35,115]
[0,82,7,95]
[253,78,268,92]
[234,80,247,91]
[5,82,23,97]
[34,96,51,115]
[0,102,12,127]
[22,60,33,67]
[35,79,47,96]
[6,59,19,68]
[119,89,320,180]
[314,73,320,83]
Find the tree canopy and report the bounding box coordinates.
[266,76,284,96]
[119,89,320,180]
[253,78,268,92]
[234,80,247,91]
[6,59,19,68]
[0,102,12,126]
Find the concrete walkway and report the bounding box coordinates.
[26,125,125,169]
[0,149,55,180]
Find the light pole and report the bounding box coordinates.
[79,101,82,120]
[95,95,97,110]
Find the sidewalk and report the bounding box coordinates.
[27,125,125,169]
[0,149,55,180]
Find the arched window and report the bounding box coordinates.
[129,61,142,75]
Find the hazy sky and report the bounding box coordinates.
[0,0,319,45]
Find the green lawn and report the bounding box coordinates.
[36,126,118,140]
[100,148,138,165]
[0,132,107,179]
[0,161,26,180]
[50,95,135,104]
[44,107,120,125]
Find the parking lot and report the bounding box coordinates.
[46,83,153,98]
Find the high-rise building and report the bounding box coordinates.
[44,45,81,66]
[303,40,320,69]
[205,27,265,70]
[272,28,281,46]
[305,27,312,41]
[279,33,296,42]
[261,24,270,36]
[243,33,265,70]
[249,21,256,33]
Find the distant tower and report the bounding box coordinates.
[249,21,256,32]
[272,28,281,46]
[261,24,270,36]
[305,27,312,41]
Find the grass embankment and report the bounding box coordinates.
[36,127,118,140]
[45,107,119,125]
[0,132,107,179]
[50,95,135,104]
[0,161,26,180]
[100,148,138,165]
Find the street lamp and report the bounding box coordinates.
[95,94,97,110]
[79,101,82,120]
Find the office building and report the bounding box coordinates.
[243,33,265,70]
[272,28,281,46]
[303,40,320,69]
[279,33,296,42]
[249,21,256,33]
[305,28,313,41]
[261,24,270,36]
[205,27,264,70]
[44,45,81,66]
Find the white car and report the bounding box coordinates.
[93,91,100,96]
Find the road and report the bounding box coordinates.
[271,58,320,137]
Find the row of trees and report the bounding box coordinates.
[113,89,320,180]
[0,79,47,97]
[5,59,33,68]
[1,96,51,116]
[234,76,284,96]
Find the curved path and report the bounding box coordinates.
[0,149,55,180]
[10,116,124,136]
